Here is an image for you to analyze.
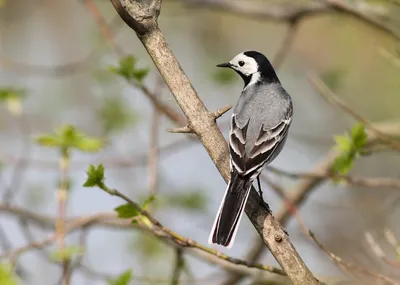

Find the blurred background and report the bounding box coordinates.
[0,0,400,284]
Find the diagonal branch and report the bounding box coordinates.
[309,74,400,150]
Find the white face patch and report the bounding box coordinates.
[229,53,259,76]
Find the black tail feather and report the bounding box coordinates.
[208,169,252,248]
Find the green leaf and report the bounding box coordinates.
[0,263,19,285]
[83,164,105,187]
[0,88,25,116]
[50,246,85,262]
[332,153,355,175]
[118,56,136,80]
[0,88,26,101]
[107,269,132,285]
[109,55,149,82]
[35,135,60,148]
[333,135,351,152]
[36,125,104,153]
[132,68,149,82]
[142,195,156,210]
[351,123,368,149]
[74,137,104,152]
[114,203,140,219]
[332,123,368,175]
[58,125,77,145]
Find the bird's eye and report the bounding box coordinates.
[238,61,245,67]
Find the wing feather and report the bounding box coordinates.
[229,116,249,174]
[229,104,292,179]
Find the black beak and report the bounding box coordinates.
[216,62,232,68]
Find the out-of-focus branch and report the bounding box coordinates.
[272,21,299,69]
[148,109,159,197]
[0,54,95,76]
[0,204,287,278]
[267,166,400,189]
[82,0,124,54]
[187,0,332,22]
[108,1,320,284]
[171,249,184,285]
[309,74,400,150]
[0,213,123,260]
[56,151,71,285]
[378,47,400,68]
[365,231,400,270]
[310,231,400,285]
[147,76,163,213]
[187,0,399,41]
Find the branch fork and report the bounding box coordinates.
[167,105,231,134]
[110,0,161,35]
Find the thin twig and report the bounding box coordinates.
[272,21,299,69]
[3,236,56,261]
[365,231,400,269]
[267,166,400,189]
[167,125,194,133]
[378,47,400,68]
[82,0,124,54]
[96,183,287,277]
[309,231,400,285]
[309,74,400,150]
[171,249,184,285]
[0,213,126,260]
[56,152,71,285]
[147,77,163,212]
[148,108,160,197]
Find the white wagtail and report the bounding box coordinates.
[208,51,293,248]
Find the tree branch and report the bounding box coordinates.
[0,203,287,278]
[187,0,399,41]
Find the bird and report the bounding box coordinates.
[208,51,293,248]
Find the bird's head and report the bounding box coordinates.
[216,51,280,88]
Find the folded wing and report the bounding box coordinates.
[229,106,292,179]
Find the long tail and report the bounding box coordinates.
[208,169,253,248]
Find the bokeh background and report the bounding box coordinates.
[0,0,400,284]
